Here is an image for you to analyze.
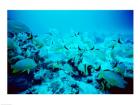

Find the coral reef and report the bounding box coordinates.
[8,27,133,94]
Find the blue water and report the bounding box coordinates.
[8,10,133,34]
[8,10,133,94]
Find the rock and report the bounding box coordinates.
[124,69,133,78]
[76,81,99,94]
[8,74,32,94]
[39,46,48,58]
[34,68,47,80]
[62,63,73,74]
[78,63,85,74]
[8,38,17,49]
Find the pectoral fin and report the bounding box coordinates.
[23,69,30,74]
[27,69,30,74]
[12,69,17,73]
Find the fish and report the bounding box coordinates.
[112,61,118,68]
[95,65,101,71]
[78,46,82,50]
[64,45,69,50]
[90,46,94,50]
[118,38,122,44]
[27,33,33,40]
[12,58,37,74]
[98,70,127,88]
[8,20,30,33]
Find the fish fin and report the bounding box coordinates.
[106,83,111,89]
[84,64,88,76]
[27,69,30,74]
[101,82,105,90]
[118,38,122,44]
[12,69,17,73]
[98,72,103,79]
[22,69,29,74]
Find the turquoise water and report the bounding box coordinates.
[8,10,133,94]
[8,10,133,34]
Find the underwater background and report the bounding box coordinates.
[8,10,133,94]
